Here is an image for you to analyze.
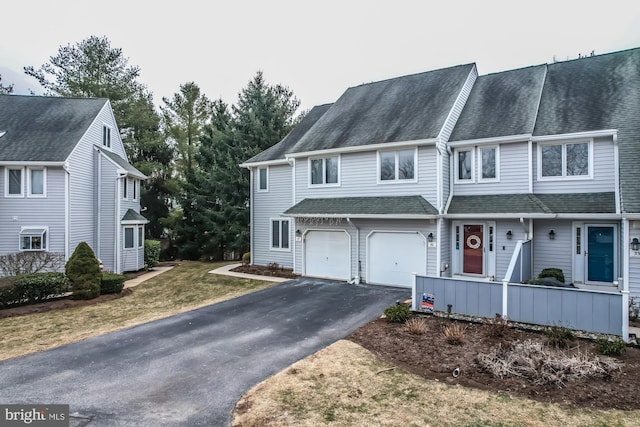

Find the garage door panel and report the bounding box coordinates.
[304,231,350,280]
[368,232,426,288]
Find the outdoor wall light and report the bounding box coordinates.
[427,232,434,242]
[506,230,513,240]
[548,229,556,240]
[631,237,640,251]
[295,229,302,237]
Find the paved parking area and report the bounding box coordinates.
[0,278,408,426]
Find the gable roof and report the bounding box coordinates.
[100,149,146,179]
[450,65,547,141]
[243,103,332,164]
[122,208,148,223]
[287,64,476,154]
[284,196,438,218]
[0,94,108,162]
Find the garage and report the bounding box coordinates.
[304,230,351,280]
[367,231,427,287]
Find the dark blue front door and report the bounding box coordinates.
[587,226,614,283]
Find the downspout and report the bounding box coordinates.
[97,154,101,261]
[347,217,360,283]
[116,173,125,273]
[63,162,70,262]
[613,133,621,214]
[249,168,254,266]
[622,217,630,342]
[289,157,296,272]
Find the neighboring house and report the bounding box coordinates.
[0,95,147,273]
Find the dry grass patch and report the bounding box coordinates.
[232,340,640,427]
[0,261,275,361]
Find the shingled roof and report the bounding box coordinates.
[450,65,546,141]
[287,64,476,153]
[284,196,438,218]
[0,95,108,162]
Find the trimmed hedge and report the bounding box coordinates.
[101,273,125,294]
[0,273,70,307]
[144,240,161,269]
[539,268,565,283]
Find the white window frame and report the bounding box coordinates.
[308,155,340,187]
[258,167,269,192]
[270,218,291,251]
[138,225,144,247]
[377,148,417,184]
[537,139,593,181]
[123,177,129,200]
[124,226,135,249]
[103,125,111,148]
[5,167,24,197]
[132,179,138,201]
[19,227,48,251]
[454,148,474,184]
[478,146,500,183]
[27,167,47,197]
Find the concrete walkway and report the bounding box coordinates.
[123,266,175,289]
[209,263,290,283]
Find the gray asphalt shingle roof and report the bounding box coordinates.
[122,208,148,222]
[450,65,547,141]
[0,94,108,162]
[448,192,616,215]
[100,149,146,179]
[284,196,438,217]
[288,64,476,153]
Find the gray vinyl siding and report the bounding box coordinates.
[453,142,530,195]
[532,219,574,283]
[97,152,118,272]
[98,103,128,160]
[295,146,438,205]
[252,165,294,268]
[438,66,477,143]
[629,256,640,300]
[121,226,143,272]
[496,219,526,280]
[439,219,451,277]
[0,166,66,256]
[533,137,616,194]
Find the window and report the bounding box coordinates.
[20,228,47,251]
[138,225,144,247]
[124,227,134,249]
[310,156,339,185]
[456,149,473,182]
[271,219,290,250]
[6,168,23,196]
[539,140,591,179]
[258,167,268,191]
[122,178,128,199]
[379,149,415,182]
[133,179,137,200]
[103,125,111,148]
[479,147,498,181]
[28,168,46,196]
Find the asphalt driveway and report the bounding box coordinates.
[0,278,408,426]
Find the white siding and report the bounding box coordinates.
[438,65,477,143]
[495,219,527,280]
[97,152,118,271]
[252,165,294,268]
[532,219,574,283]
[629,257,640,300]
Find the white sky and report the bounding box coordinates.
[1,0,639,112]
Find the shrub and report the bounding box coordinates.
[65,242,101,300]
[144,240,161,270]
[384,304,411,323]
[442,322,467,345]
[544,325,574,348]
[630,297,640,321]
[0,279,18,308]
[0,251,65,276]
[242,252,251,265]
[267,262,280,271]
[13,272,70,304]
[596,338,627,356]
[539,268,565,283]
[483,314,510,338]
[405,316,429,334]
[101,273,126,294]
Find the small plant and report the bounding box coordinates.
[384,304,411,323]
[442,322,467,345]
[483,314,510,338]
[242,252,251,266]
[405,316,429,334]
[101,272,126,294]
[267,262,280,271]
[539,268,565,283]
[596,338,627,356]
[144,240,161,270]
[65,242,101,300]
[544,325,574,348]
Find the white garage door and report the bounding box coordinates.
[304,230,351,280]
[368,232,426,287]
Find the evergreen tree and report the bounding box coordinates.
[0,74,13,94]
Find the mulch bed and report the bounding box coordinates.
[348,315,640,410]
[231,264,299,279]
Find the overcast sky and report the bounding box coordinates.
[1,0,639,112]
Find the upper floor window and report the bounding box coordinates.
[28,167,46,197]
[123,177,129,199]
[310,156,339,186]
[6,168,23,197]
[103,125,111,148]
[538,140,591,180]
[455,148,473,182]
[479,146,499,182]
[271,219,290,250]
[20,227,47,251]
[379,149,415,182]
[132,179,138,200]
[258,167,268,191]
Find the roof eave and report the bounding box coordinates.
[284,213,437,219]
[449,133,532,147]
[532,129,617,142]
[286,138,438,159]
[240,159,289,168]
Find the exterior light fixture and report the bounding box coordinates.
[295,229,302,237]
[632,238,640,251]
[548,229,556,240]
[506,230,513,240]
[427,232,434,242]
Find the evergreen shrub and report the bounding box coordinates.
[144,240,161,269]
[65,242,101,300]
[101,272,126,294]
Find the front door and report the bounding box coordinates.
[586,225,615,283]
[463,225,483,274]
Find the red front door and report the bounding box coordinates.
[463,225,483,274]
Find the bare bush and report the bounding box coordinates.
[0,252,65,276]
[475,339,623,388]
[483,314,510,338]
[405,316,429,335]
[442,322,467,345]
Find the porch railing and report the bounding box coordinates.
[413,275,623,336]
